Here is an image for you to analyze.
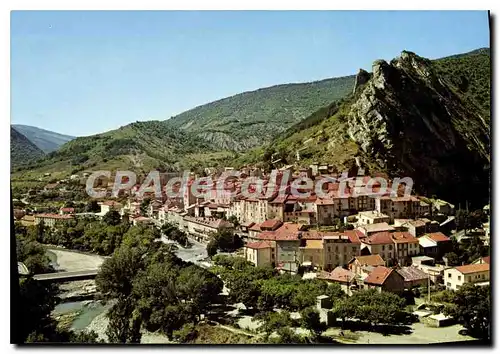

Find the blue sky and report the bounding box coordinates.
[11,10,490,137]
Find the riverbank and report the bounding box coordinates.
[46,248,105,272]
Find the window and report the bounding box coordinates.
[328,247,331,252]
[382,245,385,251]
[352,246,356,252]
[458,276,461,281]
[448,273,451,278]
[447,282,451,287]
[389,245,392,250]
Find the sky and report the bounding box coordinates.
[11,10,490,137]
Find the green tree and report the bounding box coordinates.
[444,252,460,266]
[85,200,100,212]
[444,284,490,340]
[177,265,223,321]
[140,198,151,215]
[96,246,145,297]
[269,327,307,344]
[300,307,326,339]
[227,215,240,227]
[103,210,122,226]
[106,297,142,343]
[258,310,293,339]
[207,240,218,258]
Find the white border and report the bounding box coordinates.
[2,3,497,354]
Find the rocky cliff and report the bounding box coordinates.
[262,50,490,207]
[346,51,490,205]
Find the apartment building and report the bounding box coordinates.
[357,211,390,226]
[322,234,361,270]
[391,232,421,266]
[444,263,490,290]
[360,232,395,263]
[182,216,234,243]
[244,241,275,267]
[375,196,425,222]
[34,213,74,228]
[256,222,306,273]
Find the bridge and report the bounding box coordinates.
[33,269,99,282]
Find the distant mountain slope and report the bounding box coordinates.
[12,124,76,153]
[12,121,233,179]
[246,49,490,206]
[164,75,356,150]
[11,127,45,168]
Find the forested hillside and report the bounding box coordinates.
[164,75,356,150]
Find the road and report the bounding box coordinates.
[158,231,208,265]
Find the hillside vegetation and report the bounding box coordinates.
[12,47,490,203]
[12,76,355,180]
[11,127,45,168]
[432,48,490,121]
[245,49,490,207]
[164,76,356,150]
[12,121,232,180]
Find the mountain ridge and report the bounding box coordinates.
[11,127,45,168]
[248,49,490,206]
[11,47,490,206]
[12,124,76,153]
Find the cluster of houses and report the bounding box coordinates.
[14,166,489,294]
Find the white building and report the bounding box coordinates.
[444,263,490,290]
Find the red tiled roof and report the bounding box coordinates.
[60,207,75,212]
[256,222,304,241]
[249,223,262,232]
[245,241,274,250]
[315,198,335,206]
[482,256,491,264]
[391,232,419,244]
[455,263,489,274]
[426,232,451,243]
[260,219,283,230]
[364,232,394,245]
[344,230,363,244]
[364,266,398,285]
[350,254,385,267]
[275,222,303,241]
[257,231,277,240]
[318,266,355,283]
[299,230,326,240]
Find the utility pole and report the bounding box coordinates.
[427,274,431,304]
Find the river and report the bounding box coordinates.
[50,237,209,343]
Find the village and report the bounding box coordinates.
[15,164,490,302]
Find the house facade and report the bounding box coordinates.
[444,263,490,290]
